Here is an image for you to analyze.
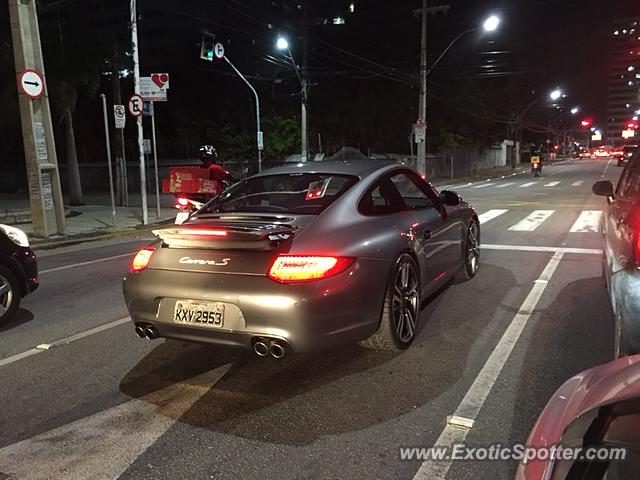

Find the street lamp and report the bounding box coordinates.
[427,14,502,76]
[483,15,500,32]
[549,89,562,101]
[571,107,580,115]
[277,36,308,162]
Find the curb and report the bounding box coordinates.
[31,219,174,250]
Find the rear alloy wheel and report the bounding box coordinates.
[359,254,420,351]
[0,266,20,326]
[454,219,480,283]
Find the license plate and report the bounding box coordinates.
[174,300,224,327]
[175,211,190,225]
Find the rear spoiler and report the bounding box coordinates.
[152,224,296,251]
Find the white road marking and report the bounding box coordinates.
[519,182,537,188]
[601,158,612,178]
[508,210,554,231]
[39,253,132,274]
[472,183,495,189]
[483,244,602,255]
[0,365,231,480]
[571,181,584,187]
[478,209,508,224]
[570,210,602,233]
[544,181,561,187]
[494,182,515,188]
[413,252,564,480]
[0,317,130,367]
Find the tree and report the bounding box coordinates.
[50,80,83,205]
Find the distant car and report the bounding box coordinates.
[516,354,640,479]
[123,161,480,357]
[593,147,640,356]
[0,225,38,326]
[594,147,611,158]
[578,148,592,159]
[616,145,638,167]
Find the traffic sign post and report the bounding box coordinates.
[128,94,143,117]
[113,105,126,129]
[214,43,225,59]
[416,117,426,128]
[414,125,426,144]
[18,68,45,99]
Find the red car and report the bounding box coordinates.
[517,355,640,479]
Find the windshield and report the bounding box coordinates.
[201,173,358,215]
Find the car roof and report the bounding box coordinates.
[253,159,403,178]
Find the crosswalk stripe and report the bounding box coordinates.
[571,181,584,187]
[0,365,232,480]
[508,210,555,231]
[544,181,561,187]
[519,182,537,188]
[472,183,495,189]
[495,182,515,188]
[570,210,602,233]
[478,209,509,224]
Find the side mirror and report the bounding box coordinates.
[592,180,614,197]
[441,190,462,207]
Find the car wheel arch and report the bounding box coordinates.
[0,258,26,298]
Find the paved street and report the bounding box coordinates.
[0,158,619,480]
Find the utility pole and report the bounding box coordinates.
[417,0,427,174]
[301,0,309,162]
[130,0,148,225]
[9,0,65,238]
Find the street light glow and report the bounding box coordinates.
[571,107,579,114]
[276,36,289,51]
[549,89,562,101]
[483,15,500,32]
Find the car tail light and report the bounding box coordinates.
[176,197,190,208]
[130,247,155,273]
[267,255,355,283]
[177,229,227,237]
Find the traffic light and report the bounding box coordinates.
[200,33,216,62]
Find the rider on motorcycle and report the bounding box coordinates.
[530,144,543,175]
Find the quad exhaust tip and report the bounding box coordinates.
[253,338,288,358]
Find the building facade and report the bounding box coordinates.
[607,17,640,145]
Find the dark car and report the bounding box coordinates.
[517,354,640,479]
[593,148,640,356]
[0,224,38,325]
[616,145,638,167]
[123,161,480,357]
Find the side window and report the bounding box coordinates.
[389,172,435,210]
[359,176,406,215]
[616,154,640,197]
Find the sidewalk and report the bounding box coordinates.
[0,192,177,248]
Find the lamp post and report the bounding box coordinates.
[277,36,308,162]
[417,13,501,173]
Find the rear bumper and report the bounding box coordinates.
[612,269,640,353]
[123,258,390,353]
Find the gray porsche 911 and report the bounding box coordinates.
[123,160,479,357]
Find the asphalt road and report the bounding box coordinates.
[0,158,619,480]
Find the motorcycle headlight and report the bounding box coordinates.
[0,224,30,247]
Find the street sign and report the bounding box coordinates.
[128,94,144,117]
[143,101,153,117]
[416,117,426,128]
[140,74,169,102]
[143,138,152,154]
[257,131,264,151]
[622,129,635,139]
[18,68,45,99]
[214,43,225,59]
[414,125,425,144]
[113,105,126,129]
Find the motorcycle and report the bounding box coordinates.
[531,155,541,177]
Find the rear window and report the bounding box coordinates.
[202,173,358,215]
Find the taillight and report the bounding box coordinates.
[267,255,355,283]
[176,197,189,208]
[177,229,227,236]
[130,247,155,273]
